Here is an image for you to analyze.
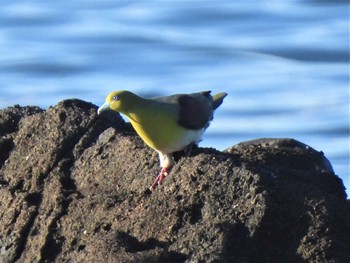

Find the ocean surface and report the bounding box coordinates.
[0,1,349,195]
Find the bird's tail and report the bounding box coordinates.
[212,92,228,110]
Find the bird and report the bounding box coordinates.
[97,90,227,190]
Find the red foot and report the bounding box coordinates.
[150,167,170,190]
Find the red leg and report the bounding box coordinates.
[149,167,170,190]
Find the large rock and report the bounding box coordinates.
[0,100,349,263]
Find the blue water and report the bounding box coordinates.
[0,1,349,196]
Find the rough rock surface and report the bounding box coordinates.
[0,100,349,263]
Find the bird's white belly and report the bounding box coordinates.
[160,128,205,154]
[156,128,205,168]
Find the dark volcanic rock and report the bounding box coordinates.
[0,100,349,263]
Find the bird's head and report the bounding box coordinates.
[97,90,138,114]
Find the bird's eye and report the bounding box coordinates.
[112,95,119,101]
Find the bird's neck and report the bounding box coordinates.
[123,98,154,124]
[123,99,163,150]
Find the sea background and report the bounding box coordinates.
[0,1,349,196]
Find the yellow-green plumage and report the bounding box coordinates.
[128,106,192,153]
[120,96,186,153]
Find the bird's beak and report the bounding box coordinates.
[97,102,110,115]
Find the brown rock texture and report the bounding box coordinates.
[0,100,349,263]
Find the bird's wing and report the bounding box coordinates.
[153,91,214,130]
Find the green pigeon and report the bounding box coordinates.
[98,90,227,190]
